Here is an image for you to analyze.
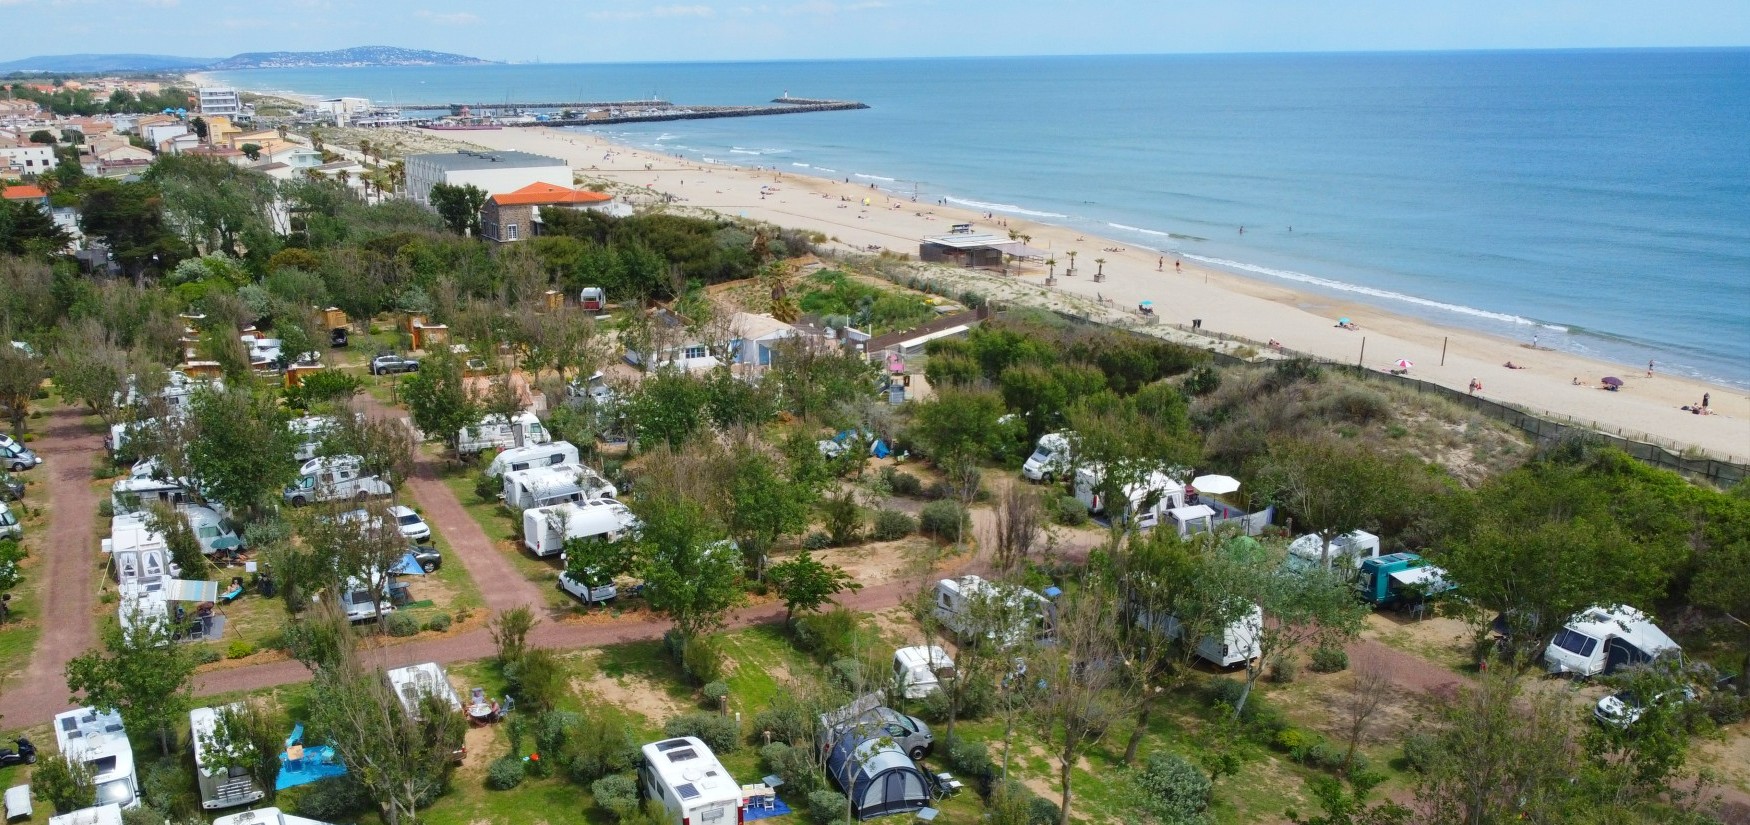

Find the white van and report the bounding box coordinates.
[522,499,640,557]
[1073,464,1184,526]
[1286,531,1382,573]
[54,707,141,810]
[933,575,1056,647]
[501,463,616,511]
[893,646,956,699]
[486,440,581,479]
[639,736,742,825]
[1021,432,1075,482]
[190,705,267,810]
[457,412,550,457]
[325,573,400,623]
[284,456,393,506]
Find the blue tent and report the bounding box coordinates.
[391,552,427,576]
[834,430,891,459]
[825,735,932,819]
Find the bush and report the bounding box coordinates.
[384,611,420,637]
[193,646,222,665]
[1269,654,1299,683]
[592,774,641,820]
[1309,646,1349,673]
[802,531,830,550]
[32,754,95,814]
[426,613,453,632]
[486,755,526,790]
[791,607,860,661]
[1274,728,1322,762]
[919,500,968,541]
[1182,364,1221,397]
[828,657,865,690]
[942,734,996,784]
[474,470,501,503]
[883,468,924,497]
[682,635,724,685]
[760,742,822,796]
[1133,752,1212,825]
[536,710,640,784]
[226,640,256,659]
[506,647,567,715]
[821,489,864,546]
[1400,732,1440,773]
[97,499,114,518]
[871,509,916,541]
[702,680,730,709]
[808,789,849,825]
[752,695,814,746]
[1206,678,1246,710]
[1306,741,1346,772]
[665,711,740,753]
[1326,386,1391,425]
[290,775,372,821]
[1053,495,1089,526]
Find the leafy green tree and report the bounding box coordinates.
[1412,672,1583,824]
[768,550,862,621]
[240,143,262,161]
[564,534,637,589]
[1288,774,1411,825]
[28,129,56,144]
[719,443,817,566]
[78,178,186,283]
[0,540,24,623]
[1067,385,1198,549]
[401,350,480,454]
[199,702,284,804]
[65,603,197,755]
[906,387,1007,501]
[147,155,280,262]
[30,754,95,814]
[189,116,208,141]
[287,368,363,409]
[1232,559,1369,718]
[626,369,711,450]
[429,182,487,236]
[185,386,299,518]
[318,409,416,487]
[1037,578,1138,825]
[0,198,72,256]
[765,336,878,422]
[146,503,210,580]
[48,327,133,427]
[0,341,46,434]
[1252,437,1443,569]
[1582,659,1709,803]
[635,495,743,641]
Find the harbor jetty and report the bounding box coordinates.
[410,96,867,129]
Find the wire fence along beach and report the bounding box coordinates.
[1165,324,1747,487]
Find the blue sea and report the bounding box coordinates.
[213,50,1750,388]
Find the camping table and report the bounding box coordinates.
[5,784,31,820]
[916,808,940,822]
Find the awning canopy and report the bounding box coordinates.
[1389,567,1448,587]
[163,579,219,602]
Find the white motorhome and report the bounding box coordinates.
[1544,604,1680,678]
[457,412,550,456]
[1149,605,1264,668]
[385,662,463,718]
[110,498,239,556]
[933,575,1056,647]
[288,415,337,463]
[639,736,743,825]
[1021,432,1075,482]
[1073,464,1184,527]
[1286,531,1383,573]
[501,463,616,511]
[116,581,171,636]
[522,498,640,557]
[893,646,956,699]
[212,808,339,825]
[190,705,267,810]
[486,440,581,479]
[284,456,392,506]
[110,476,192,516]
[54,707,141,810]
[48,805,125,825]
[106,517,179,586]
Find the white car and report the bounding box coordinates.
[557,570,617,605]
[388,505,431,543]
[1594,685,1696,728]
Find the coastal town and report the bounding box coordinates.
[0,57,1748,825]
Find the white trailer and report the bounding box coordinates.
[486,440,581,479]
[522,498,640,557]
[54,707,141,810]
[893,645,956,699]
[502,463,616,511]
[191,705,267,810]
[1286,530,1382,573]
[457,411,550,456]
[289,415,336,463]
[1073,464,1184,527]
[639,736,743,825]
[932,575,1055,647]
[385,662,463,718]
[1544,604,1680,678]
[1021,432,1075,482]
[1148,605,1264,668]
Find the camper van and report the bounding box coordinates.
[933,575,1056,647]
[522,499,640,557]
[1021,432,1075,482]
[501,463,616,511]
[284,456,393,506]
[110,476,192,516]
[288,416,336,463]
[1072,464,1184,527]
[1544,604,1680,678]
[821,703,935,761]
[456,412,550,456]
[486,440,581,479]
[1286,531,1383,573]
[385,662,464,718]
[639,736,743,825]
[54,707,141,810]
[190,705,267,810]
[212,808,339,825]
[0,501,18,541]
[893,646,956,699]
[1147,605,1264,668]
[116,581,172,637]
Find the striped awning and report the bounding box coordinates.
[163,579,220,603]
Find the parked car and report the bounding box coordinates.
[0,440,40,472]
[1594,685,1696,728]
[0,471,22,501]
[369,354,420,376]
[0,501,19,540]
[408,544,442,573]
[389,505,431,543]
[557,570,616,605]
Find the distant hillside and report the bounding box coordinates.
[0,53,217,73]
[208,46,493,70]
[0,46,493,74]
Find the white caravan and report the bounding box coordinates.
[501,463,616,511]
[109,476,192,516]
[522,498,640,557]
[933,575,1056,647]
[48,805,125,825]
[457,412,550,456]
[1544,604,1680,678]
[1149,605,1264,668]
[1021,432,1076,482]
[190,705,267,810]
[639,736,743,825]
[106,517,179,586]
[54,707,141,810]
[1286,531,1383,573]
[213,808,339,825]
[893,645,957,699]
[486,440,581,479]
[1072,464,1184,527]
[288,415,337,463]
[385,662,463,718]
[284,456,392,506]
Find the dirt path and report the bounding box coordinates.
[0,407,102,725]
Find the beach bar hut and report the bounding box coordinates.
[825,734,933,820]
[918,233,1043,269]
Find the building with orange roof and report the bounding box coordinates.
[2,184,49,205]
[480,181,628,243]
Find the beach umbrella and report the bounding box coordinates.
[1192,474,1241,495]
[1602,376,1624,387]
[1338,317,1351,325]
[1140,300,1154,307]
[1394,359,1414,370]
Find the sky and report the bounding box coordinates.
[1,0,1747,62]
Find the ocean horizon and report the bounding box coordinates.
[212,49,1750,389]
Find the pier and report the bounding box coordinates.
[403,97,869,129]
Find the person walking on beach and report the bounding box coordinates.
[1158,257,1164,271]
[1702,392,1710,409]
[1175,260,1181,273]
[1648,359,1655,376]
[1469,378,1481,395]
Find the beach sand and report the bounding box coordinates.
[371,124,1748,462]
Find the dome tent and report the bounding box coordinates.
[824,735,932,819]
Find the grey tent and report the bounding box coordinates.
[825,735,933,819]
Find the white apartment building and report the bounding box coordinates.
[198,88,242,118]
[403,150,571,208]
[0,143,57,172]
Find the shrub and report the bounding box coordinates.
[752,695,814,746]
[1206,678,1246,710]
[537,710,640,784]
[1133,752,1212,824]
[384,611,420,637]
[665,711,740,753]
[1182,364,1221,397]
[942,734,995,784]
[682,635,724,685]
[1327,386,1391,425]
[97,499,114,518]
[883,468,924,497]
[1309,646,1349,673]
[426,613,453,632]
[702,680,730,709]
[828,657,864,690]
[32,754,95,814]
[924,480,955,501]
[1401,732,1440,773]
[1306,742,1346,772]
[871,509,916,541]
[193,646,222,665]
[1269,654,1299,683]
[1053,495,1089,526]
[1274,727,1318,759]
[486,755,526,790]
[226,640,256,659]
[791,607,860,661]
[760,742,822,796]
[592,774,641,820]
[802,531,830,550]
[474,470,501,503]
[291,775,372,821]
[919,500,968,541]
[821,489,864,546]
[506,647,567,715]
[808,789,849,825]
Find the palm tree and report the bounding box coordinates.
[358,138,373,163]
[1095,258,1106,281]
[1066,250,1078,275]
[1046,257,1057,281]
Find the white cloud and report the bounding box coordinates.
[587,4,716,21]
[416,9,481,25]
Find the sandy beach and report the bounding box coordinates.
[365,123,1748,462]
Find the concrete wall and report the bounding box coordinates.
[404,157,571,207]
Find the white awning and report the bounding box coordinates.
[1389,566,1449,588]
[898,325,969,352]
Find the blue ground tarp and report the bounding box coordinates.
[275,723,348,790]
[744,796,795,821]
